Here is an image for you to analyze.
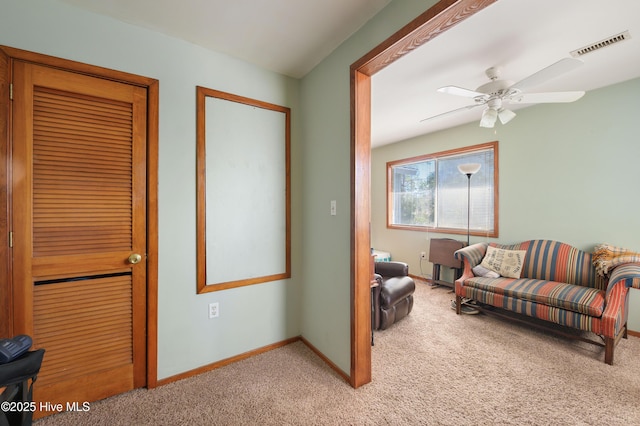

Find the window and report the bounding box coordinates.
[387,141,498,237]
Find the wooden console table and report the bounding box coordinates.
[429,238,464,288]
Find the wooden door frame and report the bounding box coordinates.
[349,0,497,387]
[0,45,159,388]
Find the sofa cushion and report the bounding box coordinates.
[463,277,605,317]
[473,265,500,278]
[480,246,526,278]
[493,240,605,290]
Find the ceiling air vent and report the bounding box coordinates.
[570,31,631,57]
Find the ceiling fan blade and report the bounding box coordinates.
[509,91,585,104]
[510,58,583,91]
[420,103,483,123]
[437,85,486,98]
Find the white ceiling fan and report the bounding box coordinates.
[422,58,586,128]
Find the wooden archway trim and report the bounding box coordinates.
[349,0,498,388]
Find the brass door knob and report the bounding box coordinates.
[128,253,142,264]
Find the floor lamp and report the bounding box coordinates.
[457,163,481,246]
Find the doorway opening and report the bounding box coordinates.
[349,0,496,387]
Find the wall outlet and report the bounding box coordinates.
[420,251,427,259]
[208,302,219,319]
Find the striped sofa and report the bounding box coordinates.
[454,240,640,365]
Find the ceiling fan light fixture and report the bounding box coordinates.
[498,108,516,124]
[479,108,498,128]
[426,58,586,129]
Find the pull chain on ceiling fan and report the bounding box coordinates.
[421,57,586,128]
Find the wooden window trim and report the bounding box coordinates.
[386,141,499,238]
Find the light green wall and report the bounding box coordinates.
[1,0,302,379]
[372,77,640,331]
[299,0,436,373]
[9,0,629,383]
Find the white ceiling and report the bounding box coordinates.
[57,0,640,147]
[372,0,640,146]
[57,0,392,78]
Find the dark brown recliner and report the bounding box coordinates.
[373,261,415,330]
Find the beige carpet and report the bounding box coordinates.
[36,282,640,425]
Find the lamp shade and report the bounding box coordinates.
[498,108,516,124]
[458,163,481,175]
[479,108,498,128]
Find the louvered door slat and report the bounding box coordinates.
[34,150,132,168]
[34,103,133,127]
[34,120,132,139]
[32,87,133,258]
[35,158,133,173]
[35,153,132,173]
[34,93,132,134]
[35,131,134,149]
[35,90,133,117]
[33,229,131,239]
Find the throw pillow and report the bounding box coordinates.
[480,246,526,278]
[472,265,500,278]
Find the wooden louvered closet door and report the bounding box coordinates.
[11,61,147,412]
